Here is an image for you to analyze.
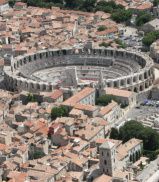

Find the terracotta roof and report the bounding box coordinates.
[136,2,152,10]
[96,27,118,36]
[63,87,95,107]
[14,2,26,6]
[99,100,117,116]
[42,89,63,100]
[105,87,133,98]
[0,143,6,151]
[0,0,7,5]
[94,174,112,182]
[74,103,98,112]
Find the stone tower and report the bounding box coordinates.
[63,66,78,87]
[99,141,116,176]
[97,69,105,96]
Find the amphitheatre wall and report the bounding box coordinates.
[4,48,154,93]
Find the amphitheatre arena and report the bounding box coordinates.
[4,48,154,93]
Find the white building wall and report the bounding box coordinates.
[0,3,9,13]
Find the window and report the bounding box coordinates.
[104,160,107,165]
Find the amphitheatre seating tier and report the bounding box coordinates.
[3,48,154,93]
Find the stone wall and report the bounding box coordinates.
[4,48,154,93]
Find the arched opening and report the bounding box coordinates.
[121,80,125,86]
[134,87,138,93]
[63,50,67,55]
[29,56,31,62]
[34,54,37,60]
[139,75,142,80]
[140,85,144,91]
[127,79,130,85]
[37,84,40,90]
[133,77,136,82]
[145,82,149,89]
[114,81,118,88]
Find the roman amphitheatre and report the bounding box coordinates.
[4,48,154,93]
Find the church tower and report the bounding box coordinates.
[97,69,105,96]
[99,141,116,176]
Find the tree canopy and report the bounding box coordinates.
[99,42,111,47]
[96,1,124,13]
[97,25,107,32]
[153,0,159,6]
[111,9,132,23]
[142,31,159,47]
[135,12,152,26]
[27,93,36,102]
[96,94,119,106]
[51,106,69,120]
[110,120,159,160]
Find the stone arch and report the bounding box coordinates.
[17,62,19,68]
[63,49,67,55]
[127,78,130,84]
[134,87,138,93]
[42,84,46,91]
[144,72,147,79]
[139,85,144,91]
[120,79,125,86]
[37,83,40,90]
[145,82,149,89]
[133,76,137,82]
[34,54,37,60]
[107,82,111,87]
[23,58,26,64]
[114,81,118,87]
[20,59,22,66]
[29,56,32,62]
[31,82,34,89]
[46,52,48,58]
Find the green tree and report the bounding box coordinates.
[33,150,45,159]
[80,0,96,12]
[97,25,107,31]
[136,12,152,26]
[115,39,126,48]
[96,94,119,106]
[27,93,36,102]
[99,42,110,47]
[142,31,159,47]
[112,120,159,160]
[65,0,82,9]
[111,9,132,23]
[96,1,124,13]
[51,106,69,120]
[153,0,159,6]
[110,128,119,139]
[8,0,16,7]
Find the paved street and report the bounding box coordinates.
[126,105,159,121]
